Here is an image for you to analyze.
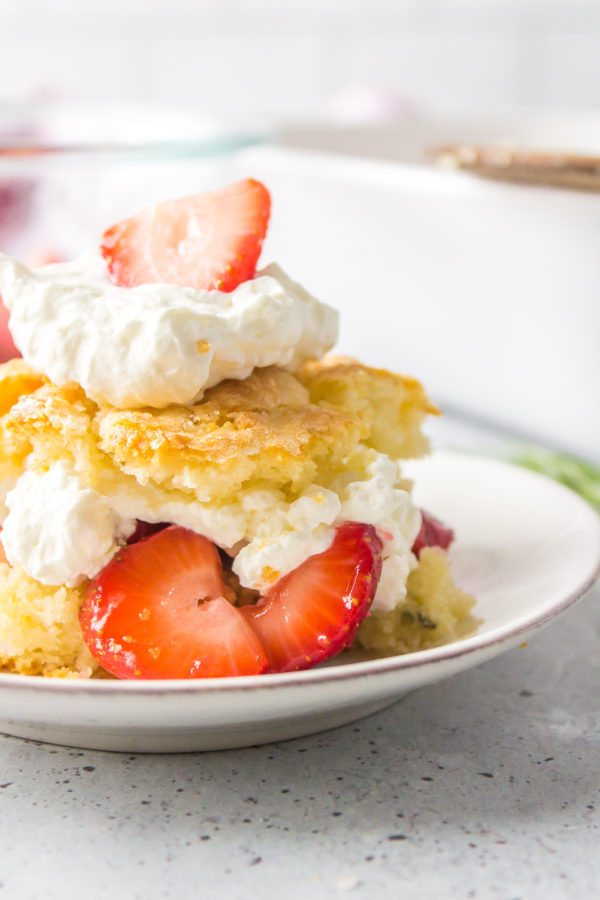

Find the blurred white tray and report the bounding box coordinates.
[220,146,598,461]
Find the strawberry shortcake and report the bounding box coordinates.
[0,179,475,679]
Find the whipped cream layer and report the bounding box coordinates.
[1,451,421,612]
[233,453,422,611]
[0,252,338,409]
[2,461,135,587]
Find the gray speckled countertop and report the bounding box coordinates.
[1,582,598,899]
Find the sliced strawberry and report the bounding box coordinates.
[126,520,168,545]
[412,510,454,558]
[100,179,271,292]
[241,522,383,673]
[81,521,383,680]
[80,526,268,679]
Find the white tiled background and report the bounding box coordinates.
[2,0,600,125]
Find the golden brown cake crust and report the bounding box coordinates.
[95,366,366,497]
[297,355,439,460]
[0,358,436,502]
[97,367,358,464]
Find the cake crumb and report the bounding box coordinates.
[335,874,361,892]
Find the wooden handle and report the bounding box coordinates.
[430,144,600,191]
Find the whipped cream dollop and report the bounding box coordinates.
[2,461,135,586]
[0,252,339,409]
[1,451,421,612]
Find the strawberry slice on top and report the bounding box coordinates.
[100,178,271,292]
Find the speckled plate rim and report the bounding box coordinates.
[1,451,599,697]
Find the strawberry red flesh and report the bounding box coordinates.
[412,510,454,558]
[126,520,168,545]
[100,178,271,292]
[241,522,383,673]
[81,521,384,680]
[80,526,269,679]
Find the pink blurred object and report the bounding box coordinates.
[324,86,415,125]
[0,178,35,245]
[0,180,35,360]
[0,298,19,362]
[0,108,40,362]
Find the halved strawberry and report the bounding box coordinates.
[80,526,269,679]
[412,510,454,558]
[100,179,271,292]
[241,522,383,673]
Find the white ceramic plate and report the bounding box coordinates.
[0,450,598,753]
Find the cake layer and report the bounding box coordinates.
[0,357,436,505]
